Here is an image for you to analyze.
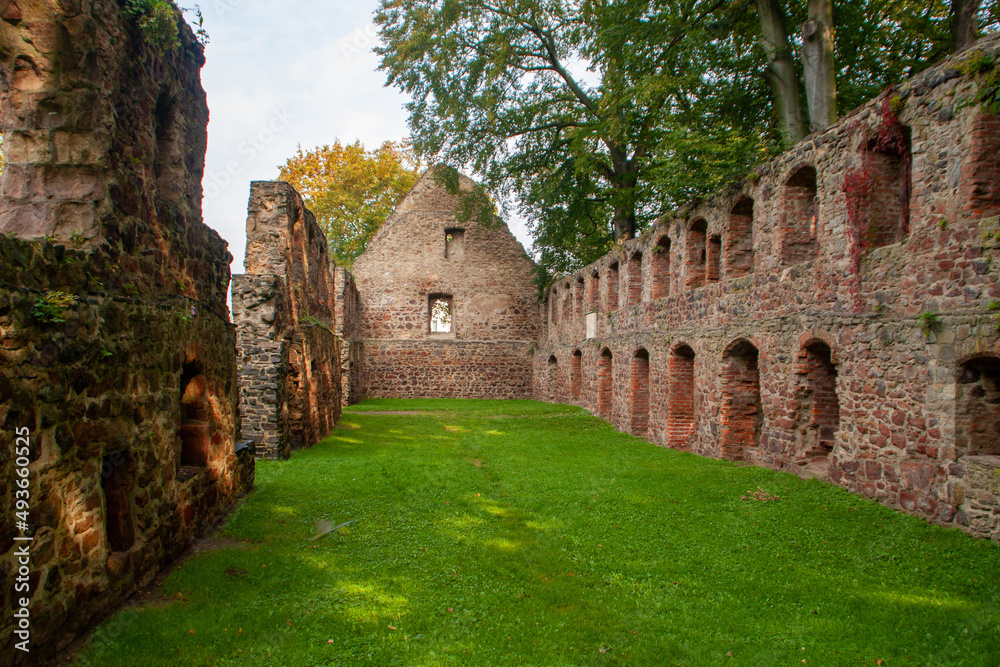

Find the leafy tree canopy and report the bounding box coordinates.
[375,0,999,283]
[277,140,422,268]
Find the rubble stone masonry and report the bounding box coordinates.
[0,2,254,664]
[233,182,341,459]
[533,35,1000,543]
[348,170,541,399]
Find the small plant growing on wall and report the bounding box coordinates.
[33,291,76,325]
[123,0,181,55]
[960,51,1000,114]
[918,310,941,337]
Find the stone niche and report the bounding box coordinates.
[0,2,254,664]
[233,182,342,459]
[346,168,541,400]
[532,33,1000,543]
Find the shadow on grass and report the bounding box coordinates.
[77,399,1000,667]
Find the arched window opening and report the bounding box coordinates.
[588,270,600,310]
[598,348,614,417]
[667,345,696,448]
[631,349,650,436]
[727,197,755,278]
[794,341,840,475]
[780,166,819,266]
[652,236,671,299]
[575,277,584,316]
[686,220,707,289]
[956,356,1000,457]
[571,350,583,400]
[720,341,762,461]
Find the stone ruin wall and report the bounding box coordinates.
[335,266,364,405]
[0,2,255,664]
[347,169,540,400]
[233,182,341,459]
[534,35,1000,543]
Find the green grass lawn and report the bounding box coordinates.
[77,399,1000,666]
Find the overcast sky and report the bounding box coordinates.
[195,0,534,274]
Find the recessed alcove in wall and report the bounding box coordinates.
[727,197,754,277]
[667,345,696,448]
[101,451,136,553]
[606,262,619,310]
[720,340,762,461]
[795,341,840,475]
[862,129,911,247]
[956,356,1000,457]
[571,350,582,400]
[652,236,671,298]
[445,228,466,260]
[627,252,643,306]
[630,348,650,436]
[686,220,707,289]
[598,348,613,416]
[547,355,559,402]
[779,166,819,266]
[707,235,721,283]
[179,361,211,469]
[575,277,584,316]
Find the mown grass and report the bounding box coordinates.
[77,399,1000,666]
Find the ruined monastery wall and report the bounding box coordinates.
[0,3,255,663]
[534,35,1000,542]
[348,170,541,399]
[233,182,341,460]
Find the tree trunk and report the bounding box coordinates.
[951,0,982,53]
[755,0,808,145]
[800,0,837,132]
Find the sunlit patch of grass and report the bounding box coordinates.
[77,399,1000,666]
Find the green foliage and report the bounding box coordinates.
[919,310,942,336]
[278,140,421,268]
[431,165,501,227]
[77,399,1000,665]
[960,50,1000,114]
[33,291,76,325]
[122,0,181,55]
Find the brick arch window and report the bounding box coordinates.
[956,356,1000,457]
[101,451,136,553]
[562,282,572,321]
[727,196,755,277]
[547,355,559,402]
[630,348,650,436]
[794,340,840,474]
[429,294,453,334]
[685,220,708,289]
[598,348,614,416]
[571,350,583,400]
[550,287,558,325]
[606,262,619,310]
[862,129,912,247]
[720,340,762,461]
[780,166,819,266]
[179,361,211,468]
[652,236,671,299]
[667,345,696,448]
[627,251,643,306]
[575,277,585,316]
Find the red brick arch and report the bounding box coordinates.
[630,348,651,435]
[667,343,696,448]
[720,339,762,461]
[598,348,614,416]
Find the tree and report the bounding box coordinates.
[277,140,421,267]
